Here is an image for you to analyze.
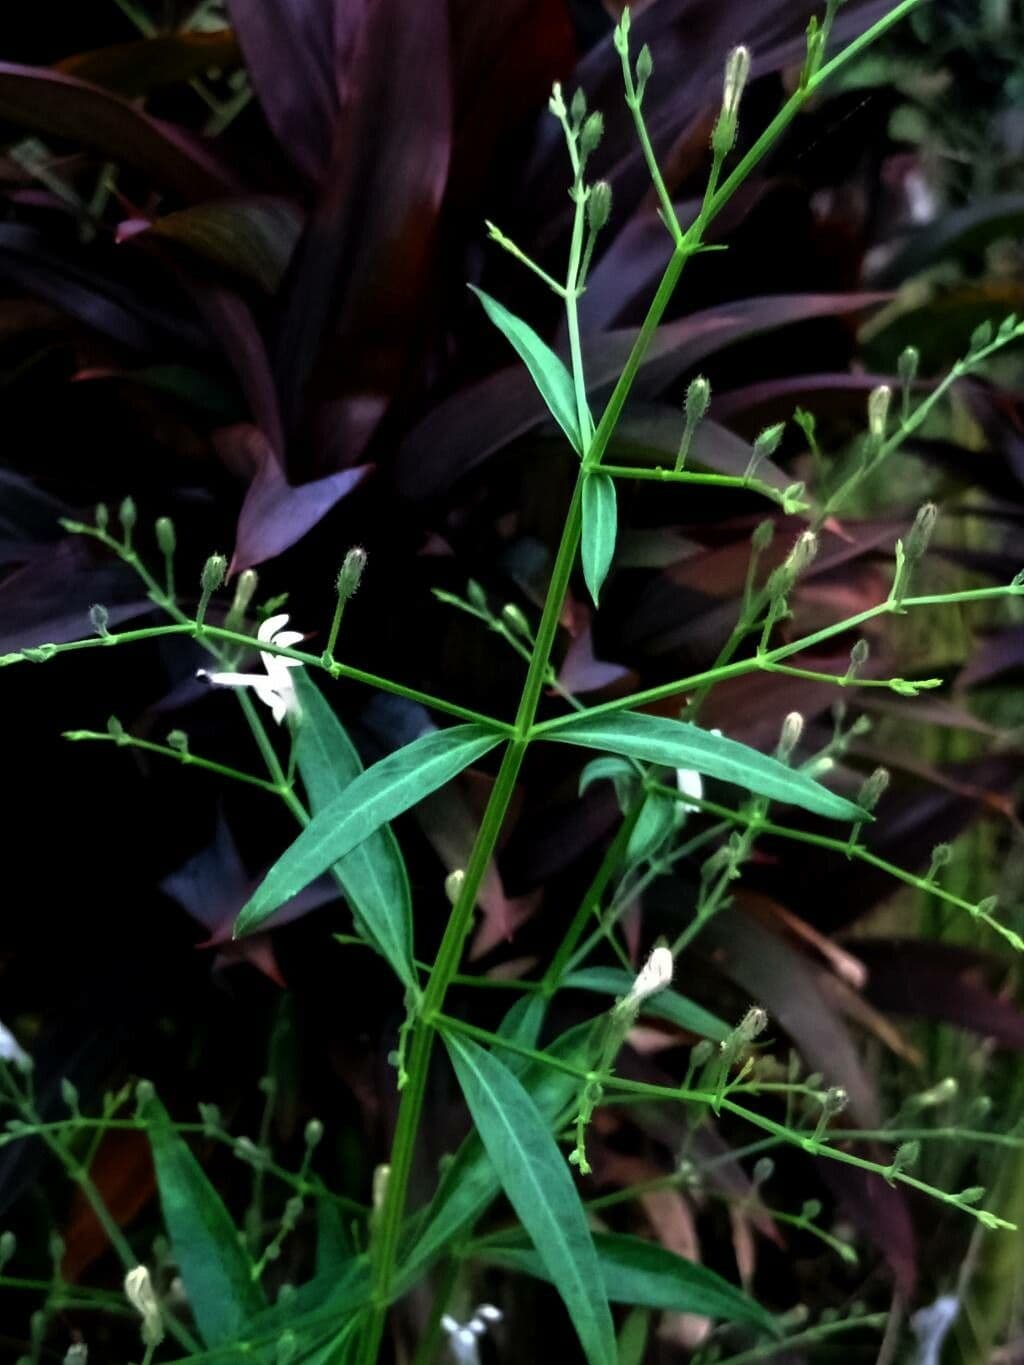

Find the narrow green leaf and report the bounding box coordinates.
[235,724,502,937]
[476,1231,777,1334]
[581,471,618,606]
[397,1020,601,1291]
[470,285,583,453]
[548,712,864,822]
[625,788,677,867]
[292,671,414,987]
[144,1098,265,1345]
[564,966,730,1041]
[444,1031,617,1365]
[617,1309,651,1365]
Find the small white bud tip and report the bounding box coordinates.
[628,946,673,1005]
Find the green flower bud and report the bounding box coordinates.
[90,603,110,638]
[776,711,804,762]
[635,43,654,99]
[95,502,109,532]
[587,180,613,232]
[751,519,775,553]
[119,495,137,540]
[905,502,938,563]
[304,1118,324,1149]
[580,111,604,158]
[200,553,227,594]
[155,516,176,557]
[867,383,891,441]
[570,87,587,128]
[445,869,465,905]
[857,766,890,811]
[336,546,367,602]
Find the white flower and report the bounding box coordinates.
[625,946,673,1008]
[198,613,304,724]
[0,1019,30,1072]
[440,1304,503,1363]
[124,1265,164,1347]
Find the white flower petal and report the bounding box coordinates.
[203,670,271,689]
[271,630,304,651]
[258,612,291,643]
[628,946,673,1005]
[676,766,704,811]
[0,1020,30,1071]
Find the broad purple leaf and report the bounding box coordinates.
[0,63,240,202]
[958,625,1024,689]
[0,538,149,650]
[271,0,452,457]
[0,224,207,352]
[140,197,303,295]
[856,940,1024,1050]
[56,31,241,97]
[221,425,371,573]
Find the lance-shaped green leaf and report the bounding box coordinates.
[235,724,502,937]
[474,1231,777,1335]
[547,712,864,822]
[292,671,414,987]
[444,1031,617,1365]
[582,471,617,606]
[144,1097,265,1345]
[563,966,729,1041]
[397,1020,601,1291]
[470,286,583,454]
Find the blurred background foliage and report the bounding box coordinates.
[0,0,1022,1360]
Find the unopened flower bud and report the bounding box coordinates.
[927,843,952,880]
[712,45,751,155]
[956,1185,986,1206]
[155,516,176,557]
[776,711,804,762]
[304,1118,324,1149]
[613,8,631,55]
[60,1077,79,1112]
[822,1085,848,1115]
[867,384,891,441]
[372,1163,391,1212]
[501,603,531,639]
[906,502,938,563]
[89,603,110,638]
[752,1156,774,1187]
[95,502,109,532]
[676,376,711,470]
[623,946,673,1009]
[738,1006,768,1041]
[752,422,785,463]
[848,638,870,677]
[752,519,775,553]
[198,1102,222,1136]
[686,375,711,425]
[119,496,137,541]
[898,345,919,388]
[467,580,487,611]
[587,180,612,232]
[890,1139,920,1176]
[580,111,604,158]
[445,869,465,905]
[64,1345,88,1365]
[124,1266,163,1347]
[228,568,259,625]
[781,481,807,514]
[570,87,587,127]
[336,546,367,602]
[200,554,227,594]
[0,1231,15,1269]
[857,766,890,811]
[690,1039,715,1068]
[635,43,654,98]
[785,530,818,578]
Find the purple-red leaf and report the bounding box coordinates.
[0,63,240,202]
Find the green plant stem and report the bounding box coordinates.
[62,730,283,794]
[647,783,1022,951]
[600,463,791,500]
[4,616,511,733]
[533,582,1023,735]
[433,1013,1014,1229]
[707,1313,888,1365]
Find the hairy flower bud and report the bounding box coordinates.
[635,43,654,99]
[776,711,804,763]
[867,384,892,441]
[124,1266,163,1347]
[906,502,938,563]
[445,869,465,905]
[200,554,227,594]
[580,111,604,158]
[587,180,613,232]
[336,546,367,602]
[857,766,890,812]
